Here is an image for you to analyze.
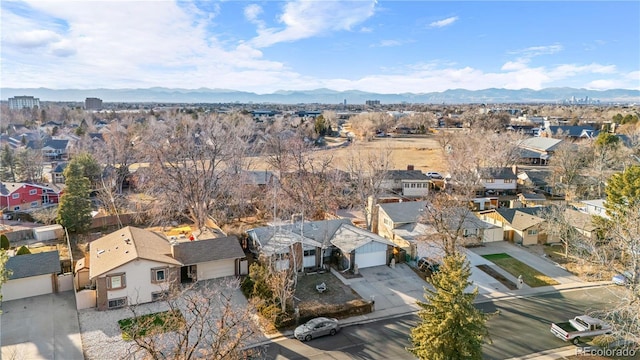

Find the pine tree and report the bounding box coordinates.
[57,161,93,233]
[408,253,490,360]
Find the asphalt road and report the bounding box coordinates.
[260,286,626,360]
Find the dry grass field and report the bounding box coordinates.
[251,135,448,174]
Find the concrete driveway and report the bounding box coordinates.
[345,264,426,312]
[1,291,84,360]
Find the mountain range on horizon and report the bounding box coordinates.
[2,87,639,105]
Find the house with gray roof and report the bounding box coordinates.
[247,219,394,272]
[2,250,61,301]
[516,137,564,165]
[378,169,430,197]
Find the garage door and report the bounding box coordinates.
[355,250,387,269]
[2,275,53,301]
[197,259,236,280]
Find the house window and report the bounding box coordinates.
[12,193,19,199]
[13,206,20,211]
[410,183,416,188]
[151,268,168,283]
[108,297,127,309]
[106,273,126,290]
[404,183,409,188]
[152,291,169,302]
[485,179,495,183]
[303,249,316,257]
[528,229,538,235]
[30,201,38,208]
[463,229,478,237]
[29,189,37,195]
[504,179,513,183]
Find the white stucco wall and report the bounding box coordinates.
[102,259,176,306]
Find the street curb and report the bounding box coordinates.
[254,281,612,346]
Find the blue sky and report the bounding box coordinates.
[1,0,639,93]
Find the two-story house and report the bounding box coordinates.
[81,226,246,310]
[479,207,551,246]
[477,166,518,197]
[27,139,70,161]
[379,168,430,197]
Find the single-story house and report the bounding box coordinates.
[247,219,395,272]
[517,192,547,207]
[2,250,61,301]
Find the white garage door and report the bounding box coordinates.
[2,275,53,301]
[355,250,387,269]
[197,259,236,280]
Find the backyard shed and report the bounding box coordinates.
[33,225,64,242]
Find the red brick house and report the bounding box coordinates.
[0,182,63,211]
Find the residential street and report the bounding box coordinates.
[261,286,626,360]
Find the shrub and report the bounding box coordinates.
[16,245,31,255]
[0,234,9,250]
[241,276,255,298]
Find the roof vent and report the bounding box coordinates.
[97,249,105,255]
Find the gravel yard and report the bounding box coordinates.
[79,279,265,360]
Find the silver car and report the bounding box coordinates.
[294,317,340,341]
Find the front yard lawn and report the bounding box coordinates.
[118,309,185,341]
[482,253,560,287]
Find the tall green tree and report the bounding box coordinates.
[57,160,93,233]
[0,144,16,182]
[0,249,11,308]
[605,165,640,219]
[73,152,102,188]
[409,253,490,360]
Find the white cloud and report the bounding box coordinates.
[3,29,61,48]
[509,44,563,58]
[249,0,377,48]
[244,4,264,28]
[429,16,458,28]
[501,60,529,71]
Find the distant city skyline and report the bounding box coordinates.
[2,1,639,93]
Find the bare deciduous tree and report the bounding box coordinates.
[124,279,261,360]
[341,142,393,229]
[139,114,253,229]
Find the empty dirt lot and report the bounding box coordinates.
[252,135,448,174]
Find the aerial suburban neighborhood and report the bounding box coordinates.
[1,93,639,360]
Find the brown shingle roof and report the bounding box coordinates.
[89,226,181,279]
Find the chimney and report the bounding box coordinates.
[512,165,518,175]
[407,165,414,171]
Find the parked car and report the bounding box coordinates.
[294,317,340,342]
[612,271,633,286]
[417,257,441,274]
[426,171,444,179]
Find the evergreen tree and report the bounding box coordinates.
[409,253,490,360]
[0,234,9,250]
[0,249,11,307]
[57,161,93,233]
[0,144,16,182]
[16,245,31,255]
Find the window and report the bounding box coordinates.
[303,249,316,257]
[528,229,538,235]
[463,229,478,237]
[106,273,126,289]
[504,179,513,183]
[29,189,37,195]
[152,291,169,302]
[30,201,38,208]
[151,268,168,283]
[485,179,495,183]
[108,297,127,309]
[13,206,20,211]
[11,193,19,199]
